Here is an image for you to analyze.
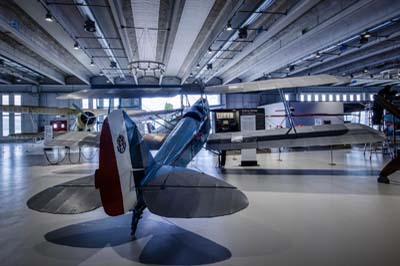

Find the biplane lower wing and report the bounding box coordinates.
[206,124,385,151]
[142,165,249,218]
[45,131,167,150]
[45,131,100,147]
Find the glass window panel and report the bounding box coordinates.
[2,113,9,136]
[356,94,361,101]
[142,96,181,111]
[336,94,341,101]
[113,98,120,108]
[329,94,333,101]
[300,94,305,102]
[343,94,347,101]
[284,94,289,101]
[103,98,109,108]
[15,114,21,134]
[14,95,21,106]
[321,94,326,102]
[92,99,97,109]
[307,94,312,102]
[2,95,9,105]
[314,94,319,101]
[82,99,89,109]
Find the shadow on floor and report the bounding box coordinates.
[221,168,381,176]
[44,214,231,265]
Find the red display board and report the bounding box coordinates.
[50,120,67,132]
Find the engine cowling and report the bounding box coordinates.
[77,111,97,131]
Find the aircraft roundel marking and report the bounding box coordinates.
[116,134,127,153]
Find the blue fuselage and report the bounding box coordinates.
[141,98,210,185]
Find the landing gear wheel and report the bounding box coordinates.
[377,175,390,184]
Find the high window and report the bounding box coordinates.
[82,98,89,109]
[2,95,9,136]
[14,95,21,134]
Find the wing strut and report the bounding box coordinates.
[278,89,296,134]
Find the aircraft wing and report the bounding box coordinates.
[56,75,348,100]
[205,74,349,94]
[45,131,100,147]
[0,105,77,115]
[141,165,248,218]
[125,108,182,118]
[206,124,385,151]
[45,131,167,150]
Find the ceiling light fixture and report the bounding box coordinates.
[238,27,248,39]
[84,18,96,33]
[315,52,321,58]
[363,68,369,73]
[208,47,213,54]
[110,61,117,68]
[90,59,95,66]
[45,11,53,22]
[128,60,166,77]
[362,32,371,38]
[196,63,200,69]
[226,20,233,31]
[73,42,80,50]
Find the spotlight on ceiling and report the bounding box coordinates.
[110,61,117,68]
[73,42,80,50]
[84,18,96,32]
[363,68,369,73]
[226,20,233,31]
[45,11,53,22]
[315,52,321,58]
[90,59,95,66]
[196,63,200,69]
[359,34,369,44]
[16,78,21,82]
[238,27,248,39]
[208,47,213,54]
[362,32,371,38]
[99,71,104,76]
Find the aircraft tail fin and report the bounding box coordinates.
[95,110,154,216]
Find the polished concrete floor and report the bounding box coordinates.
[1,143,400,266]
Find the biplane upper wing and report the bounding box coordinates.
[205,74,349,94]
[0,104,107,116]
[142,165,248,218]
[56,75,349,99]
[206,124,385,151]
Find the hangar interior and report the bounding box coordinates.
[1,0,400,265]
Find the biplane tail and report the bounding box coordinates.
[95,110,154,216]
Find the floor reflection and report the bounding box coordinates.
[44,213,231,265]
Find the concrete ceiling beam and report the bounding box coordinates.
[0,0,92,84]
[0,38,65,84]
[206,0,321,83]
[0,77,12,85]
[221,0,400,83]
